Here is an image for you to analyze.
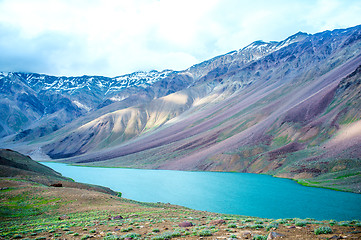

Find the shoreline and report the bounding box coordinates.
[40,160,360,194]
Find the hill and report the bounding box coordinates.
[0,148,117,195]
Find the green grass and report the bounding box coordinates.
[0,191,60,218]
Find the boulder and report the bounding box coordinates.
[267,231,285,239]
[58,214,70,220]
[209,219,226,225]
[111,215,123,220]
[241,231,252,239]
[178,221,193,227]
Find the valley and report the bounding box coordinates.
[1,25,361,193]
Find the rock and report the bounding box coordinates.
[110,215,123,220]
[287,226,296,229]
[178,221,193,227]
[209,219,226,225]
[50,183,63,187]
[241,231,252,239]
[58,214,70,220]
[329,235,343,239]
[267,231,285,239]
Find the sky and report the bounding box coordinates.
[0,0,361,77]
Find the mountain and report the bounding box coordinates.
[1,25,361,193]
[0,69,182,140]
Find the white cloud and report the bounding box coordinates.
[0,0,360,77]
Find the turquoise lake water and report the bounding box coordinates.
[42,162,361,221]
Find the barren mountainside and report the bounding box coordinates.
[1,25,361,193]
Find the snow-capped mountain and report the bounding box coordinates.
[0,70,172,96]
[0,69,175,139]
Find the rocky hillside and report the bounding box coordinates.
[1,25,361,192]
[0,149,117,195]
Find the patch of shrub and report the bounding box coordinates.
[121,227,133,232]
[314,226,333,235]
[198,229,212,237]
[266,222,279,231]
[104,235,120,240]
[295,220,308,227]
[81,234,90,240]
[350,220,359,224]
[277,219,287,224]
[151,230,182,240]
[253,235,267,240]
[250,224,264,229]
[338,221,351,226]
[329,220,336,226]
[228,223,237,228]
[121,233,141,239]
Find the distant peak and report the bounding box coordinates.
[243,40,271,50]
[252,40,267,45]
[287,31,309,40]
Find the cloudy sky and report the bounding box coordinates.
[0,0,361,77]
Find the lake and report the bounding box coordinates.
[42,162,361,221]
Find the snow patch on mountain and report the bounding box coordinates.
[0,70,172,96]
[72,100,91,111]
